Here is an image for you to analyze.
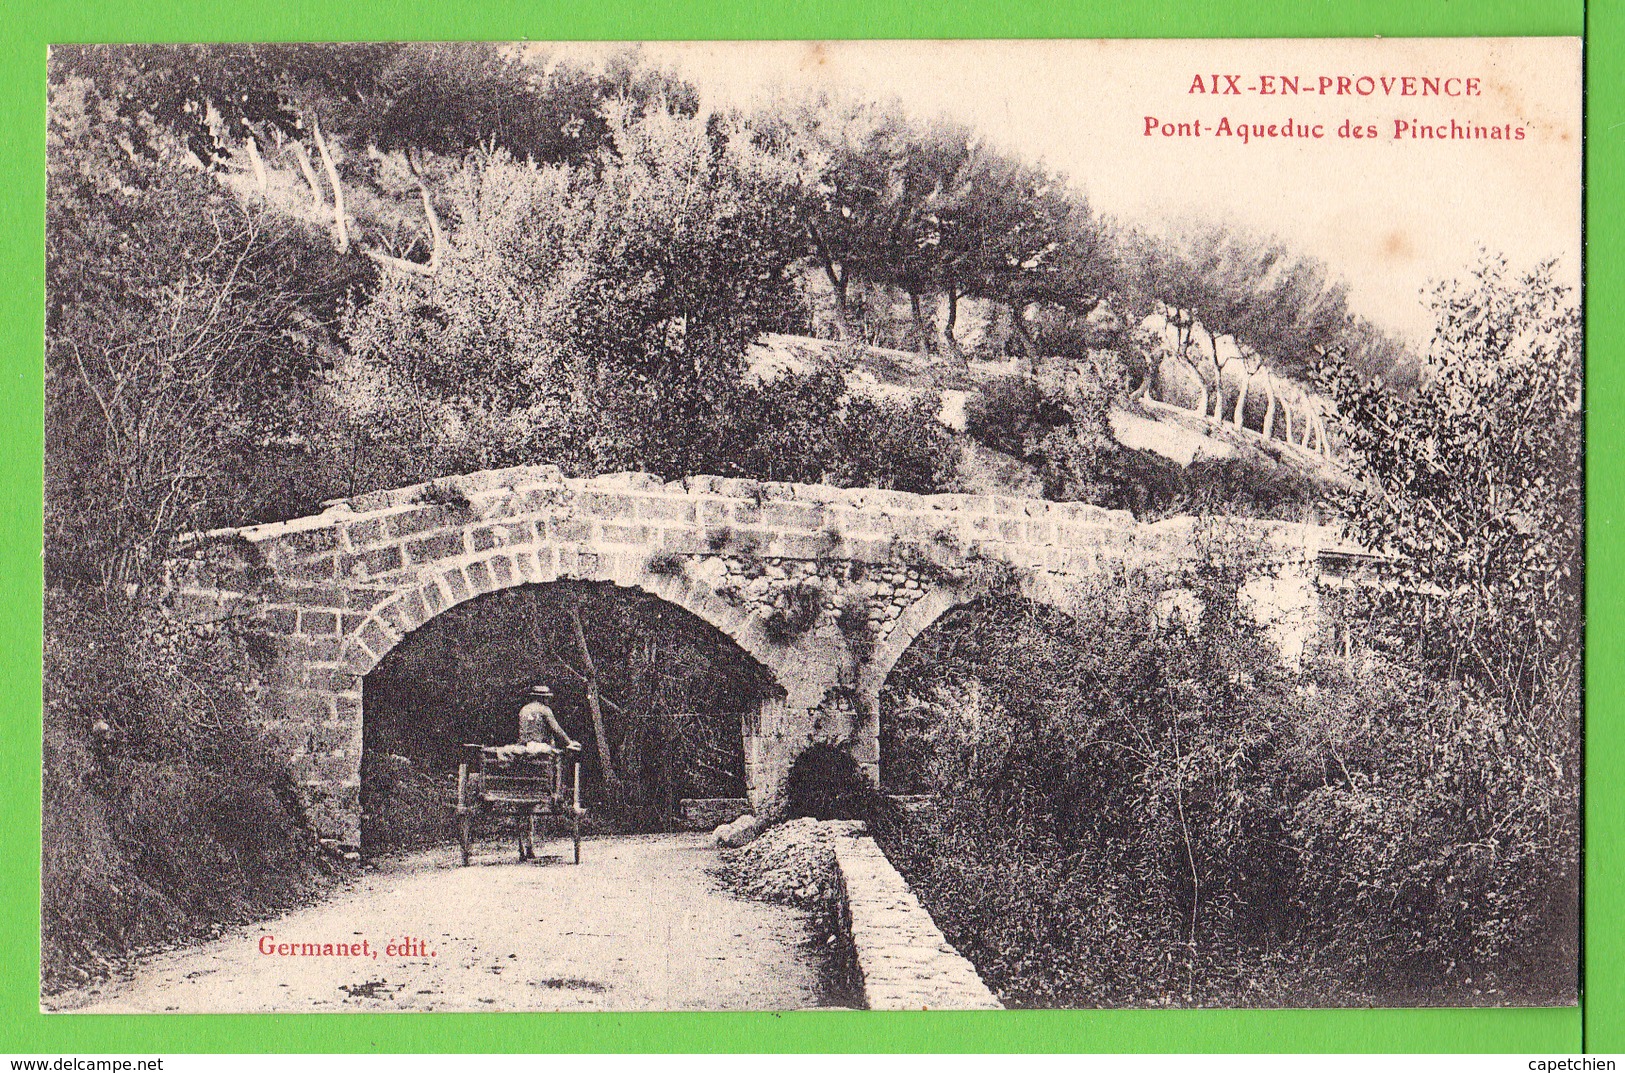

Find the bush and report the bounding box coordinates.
[964,376,1053,456]
[961,355,1328,521]
[1093,448,1324,522]
[1284,658,1578,999]
[42,589,332,992]
[713,370,956,494]
[359,753,456,854]
[871,558,1576,1007]
[762,583,824,642]
[963,358,1124,504]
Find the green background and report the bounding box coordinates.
[0,0,1605,1054]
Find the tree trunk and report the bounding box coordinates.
[909,291,930,356]
[1232,372,1251,428]
[942,285,964,364]
[291,142,325,212]
[418,182,444,271]
[1208,331,1226,420]
[1178,322,1205,415]
[568,602,619,787]
[1262,380,1277,440]
[1009,307,1040,376]
[311,116,348,254]
[364,176,445,276]
[806,219,852,340]
[832,277,852,340]
[1282,398,1294,444]
[1130,367,1152,402]
[243,135,268,193]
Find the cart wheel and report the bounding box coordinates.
[458,813,472,867]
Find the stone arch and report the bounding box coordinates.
[857,567,1082,705]
[336,545,803,693]
[161,464,1345,843]
[321,543,854,839]
[857,568,1088,792]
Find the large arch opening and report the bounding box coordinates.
[359,580,778,855]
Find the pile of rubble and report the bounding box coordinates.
[712,817,866,909]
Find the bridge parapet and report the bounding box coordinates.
[167,465,1351,846]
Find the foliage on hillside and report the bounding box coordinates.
[45,76,359,590]
[960,360,1327,519]
[42,592,334,994]
[46,42,1384,557]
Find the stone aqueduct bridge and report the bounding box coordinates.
[167,465,1353,846]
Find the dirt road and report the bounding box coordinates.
[51,833,840,1013]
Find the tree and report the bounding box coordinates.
[776,96,906,339]
[45,74,352,589]
[864,116,974,356]
[929,143,1050,360]
[780,93,1114,365]
[1122,227,1213,415]
[1120,219,1351,449]
[336,103,815,483]
[1337,315,1421,392]
[362,43,698,164]
[1320,252,1581,721]
[1001,190,1118,367]
[51,44,703,290]
[567,601,621,788]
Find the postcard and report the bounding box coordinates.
[41,37,1581,1013]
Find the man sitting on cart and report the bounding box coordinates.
[519,684,580,754]
[495,685,580,860]
[456,685,587,866]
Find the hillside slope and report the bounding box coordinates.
[746,333,1350,502]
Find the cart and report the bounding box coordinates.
[455,743,584,866]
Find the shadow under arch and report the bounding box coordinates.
[356,574,785,853]
[857,569,1083,704]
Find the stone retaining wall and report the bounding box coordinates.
[830,831,1002,1010]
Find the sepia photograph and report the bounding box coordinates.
[40,37,1581,1013]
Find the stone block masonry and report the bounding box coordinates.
[165,464,1362,846]
[831,830,1002,1010]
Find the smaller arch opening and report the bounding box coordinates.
[784,743,876,820]
[878,592,1079,795]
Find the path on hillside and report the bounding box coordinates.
[51,833,837,1013]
